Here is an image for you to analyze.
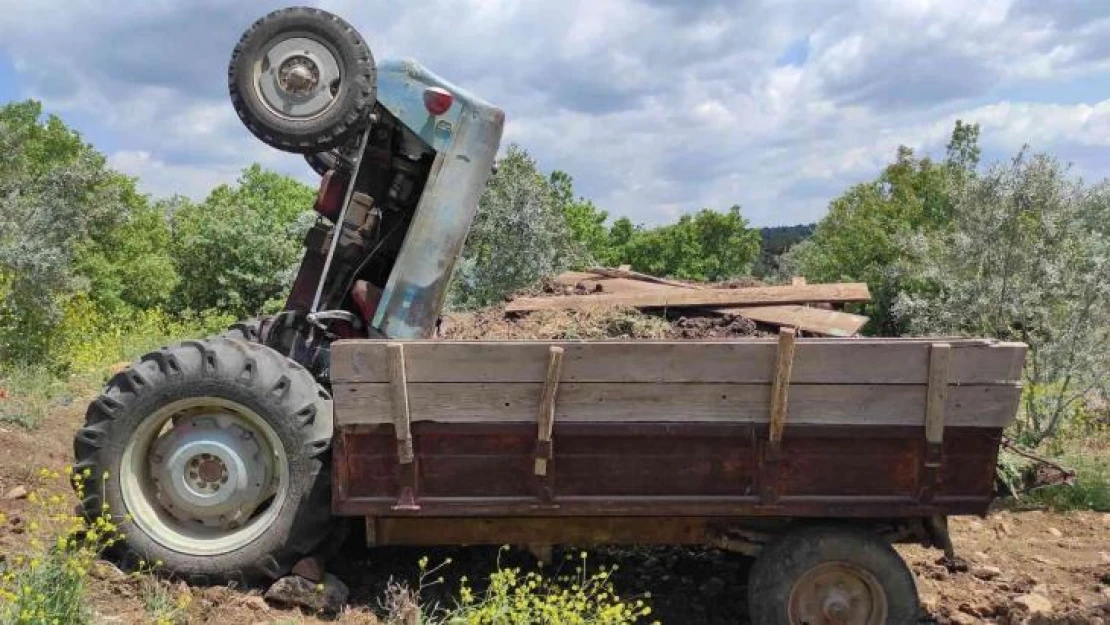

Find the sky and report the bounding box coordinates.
[1,0,1109,227]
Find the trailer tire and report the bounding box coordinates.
[747,525,919,625]
[229,6,376,153]
[72,338,334,585]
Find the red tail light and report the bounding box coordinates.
[423,87,454,115]
[314,170,345,221]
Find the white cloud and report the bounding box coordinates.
[1,0,1109,223]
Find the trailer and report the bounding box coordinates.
[325,334,1024,622]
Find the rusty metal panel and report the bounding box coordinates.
[332,423,1002,519]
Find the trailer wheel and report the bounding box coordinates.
[228,6,376,153]
[747,525,919,625]
[72,338,334,584]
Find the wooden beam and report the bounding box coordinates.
[729,305,868,337]
[925,343,952,459]
[504,282,871,313]
[769,328,797,444]
[332,339,1027,385]
[334,381,1021,428]
[387,343,414,463]
[534,346,564,476]
[585,266,701,289]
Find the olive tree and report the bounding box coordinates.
[449,145,583,309]
[894,151,1110,444]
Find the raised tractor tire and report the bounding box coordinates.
[72,338,334,585]
[228,6,376,153]
[747,525,919,625]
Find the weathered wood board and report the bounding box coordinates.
[504,283,872,312]
[730,305,868,337]
[334,380,1020,427]
[331,339,1026,385]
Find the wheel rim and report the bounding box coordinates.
[120,397,289,556]
[253,35,342,121]
[787,561,888,625]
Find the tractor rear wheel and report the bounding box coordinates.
[72,338,334,584]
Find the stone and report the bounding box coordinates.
[951,612,983,624]
[1013,593,1053,615]
[1047,527,1063,538]
[699,577,726,598]
[3,485,28,500]
[292,556,325,583]
[971,565,1002,581]
[265,573,348,613]
[239,594,269,611]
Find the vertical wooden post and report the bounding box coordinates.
[925,343,951,457]
[388,343,413,464]
[920,342,950,502]
[762,327,796,504]
[768,327,797,445]
[534,346,565,477]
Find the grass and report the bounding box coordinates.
[1023,445,1110,512]
[0,366,78,428]
[139,575,191,625]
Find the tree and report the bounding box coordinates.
[786,121,979,334]
[894,151,1109,445]
[0,101,136,366]
[449,145,583,309]
[550,170,610,264]
[169,165,315,318]
[608,206,762,281]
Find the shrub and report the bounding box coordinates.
[0,468,123,624]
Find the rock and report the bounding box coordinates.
[90,560,128,582]
[3,485,28,500]
[265,573,348,613]
[1014,593,1053,615]
[951,612,983,624]
[699,577,726,598]
[1047,526,1063,538]
[972,565,1002,581]
[238,594,269,611]
[1031,554,1056,565]
[292,556,325,583]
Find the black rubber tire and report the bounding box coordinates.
[223,318,265,343]
[747,525,919,624]
[228,6,376,154]
[305,151,339,176]
[72,338,334,585]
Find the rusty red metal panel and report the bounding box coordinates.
[332,422,1003,519]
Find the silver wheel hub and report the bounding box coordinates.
[151,413,273,531]
[256,36,341,120]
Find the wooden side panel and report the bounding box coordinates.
[331,339,1026,385]
[503,282,872,312]
[333,381,1020,428]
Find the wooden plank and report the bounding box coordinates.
[729,305,867,337]
[926,343,951,446]
[504,283,872,313]
[791,276,807,286]
[586,266,700,289]
[332,340,1026,385]
[534,346,564,476]
[769,328,797,443]
[334,381,1021,428]
[387,343,414,463]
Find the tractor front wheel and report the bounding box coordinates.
[72,338,334,584]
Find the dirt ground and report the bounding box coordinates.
[1,400,1107,624]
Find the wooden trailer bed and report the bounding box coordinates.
[328,334,1025,551]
